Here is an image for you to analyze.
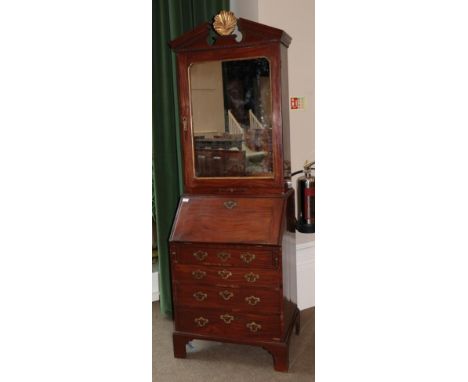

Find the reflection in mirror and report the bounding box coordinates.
[190,58,272,178]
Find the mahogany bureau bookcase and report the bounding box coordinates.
[168,11,299,372]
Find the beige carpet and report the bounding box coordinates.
[153,302,314,381]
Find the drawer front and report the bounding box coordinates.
[175,307,281,340]
[173,264,280,288]
[174,284,280,313]
[173,244,279,269]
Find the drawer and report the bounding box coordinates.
[175,307,281,340]
[174,284,280,313]
[172,244,280,269]
[173,264,280,288]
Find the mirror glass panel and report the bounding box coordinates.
[190,57,272,178]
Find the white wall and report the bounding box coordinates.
[231,0,315,308]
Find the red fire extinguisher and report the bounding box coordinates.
[292,161,315,233]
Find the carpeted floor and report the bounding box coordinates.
[153,302,314,381]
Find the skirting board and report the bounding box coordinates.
[296,240,315,310]
[152,271,159,302]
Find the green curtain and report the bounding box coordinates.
[153,0,229,317]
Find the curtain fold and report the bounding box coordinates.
[153,0,229,317]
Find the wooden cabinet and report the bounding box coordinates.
[168,11,298,372]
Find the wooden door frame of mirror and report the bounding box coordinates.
[169,17,292,196]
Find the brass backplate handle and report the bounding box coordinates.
[219,290,234,300]
[193,291,208,301]
[194,317,209,327]
[220,314,235,324]
[192,270,206,280]
[246,322,262,332]
[240,252,256,264]
[244,272,259,283]
[224,200,237,209]
[218,269,232,280]
[193,250,208,261]
[245,295,261,306]
[217,252,231,262]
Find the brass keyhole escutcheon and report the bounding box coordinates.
[193,250,208,261]
[219,314,235,324]
[193,291,208,301]
[244,272,259,283]
[192,270,206,280]
[217,252,231,262]
[218,269,232,280]
[194,317,209,327]
[246,322,262,332]
[219,290,234,300]
[245,295,260,306]
[240,252,256,264]
[223,200,237,209]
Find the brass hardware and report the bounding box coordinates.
[218,269,232,280]
[244,272,259,283]
[246,322,262,332]
[217,252,231,262]
[182,116,187,131]
[219,290,234,300]
[193,250,208,261]
[192,270,206,280]
[223,200,237,209]
[240,252,256,264]
[213,10,237,36]
[220,314,235,324]
[245,295,261,306]
[193,291,207,301]
[194,317,209,327]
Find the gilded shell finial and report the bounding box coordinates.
[213,10,237,36]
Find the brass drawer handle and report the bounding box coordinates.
[192,270,206,280]
[244,272,259,283]
[193,291,207,301]
[245,295,261,306]
[240,252,256,264]
[218,269,232,280]
[193,250,208,261]
[220,314,235,324]
[224,200,237,209]
[217,252,231,262]
[246,322,262,332]
[219,290,234,300]
[194,317,209,327]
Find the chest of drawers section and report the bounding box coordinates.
[170,243,284,341]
